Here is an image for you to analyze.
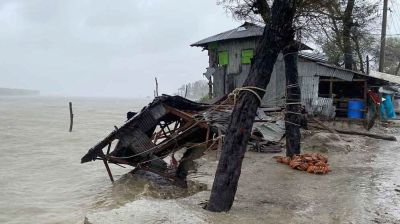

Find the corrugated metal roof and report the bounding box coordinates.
[316,63,354,81]
[363,70,400,85]
[299,52,327,63]
[191,22,262,47]
[191,22,312,50]
[317,62,363,76]
[315,63,400,84]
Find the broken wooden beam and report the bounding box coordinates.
[103,159,114,183]
[335,129,397,141]
[311,117,338,134]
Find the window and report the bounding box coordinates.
[218,51,229,66]
[241,49,254,64]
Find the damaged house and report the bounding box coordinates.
[192,22,400,121]
[82,23,400,184]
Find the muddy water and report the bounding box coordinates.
[2,96,400,224]
[0,96,155,224]
[87,133,400,224]
[195,135,400,224]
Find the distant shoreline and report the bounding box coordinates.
[0,87,40,96]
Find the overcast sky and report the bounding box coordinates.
[0,1,399,98]
[0,0,240,97]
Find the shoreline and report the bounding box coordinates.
[84,125,400,224]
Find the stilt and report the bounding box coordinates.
[103,159,114,183]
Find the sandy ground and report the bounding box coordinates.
[85,125,400,224]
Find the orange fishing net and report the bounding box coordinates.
[274,153,331,174]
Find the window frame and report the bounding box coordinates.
[218,50,229,66]
[241,49,254,64]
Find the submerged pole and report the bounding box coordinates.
[69,102,73,132]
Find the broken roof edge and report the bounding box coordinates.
[365,70,400,85]
[316,62,400,85]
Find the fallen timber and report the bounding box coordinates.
[81,95,235,185]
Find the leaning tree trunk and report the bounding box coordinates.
[206,0,297,212]
[283,43,302,157]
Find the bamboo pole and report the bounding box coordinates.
[103,159,114,183]
[69,102,73,132]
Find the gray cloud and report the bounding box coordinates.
[0,0,239,97]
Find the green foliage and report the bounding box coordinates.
[218,0,381,71]
[198,95,211,103]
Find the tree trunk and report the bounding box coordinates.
[352,32,365,72]
[395,61,400,76]
[283,43,301,157]
[255,0,271,23]
[343,0,355,70]
[206,0,297,212]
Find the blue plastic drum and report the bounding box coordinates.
[348,99,365,119]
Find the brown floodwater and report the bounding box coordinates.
[86,132,400,224]
[1,96,399,224]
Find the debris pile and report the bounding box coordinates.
[274,153,331,174]
[81,94,288,185]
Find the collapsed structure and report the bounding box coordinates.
[81,95,284,184]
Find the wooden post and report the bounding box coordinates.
[185,84,188,98]
[103,159,114,183]
[208,78,213,99]
[155,77,159,97]
[206,0,297,212]
[69,102,73,132]
[283,43,302,157]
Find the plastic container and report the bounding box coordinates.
[347,99,365,119]
[381,94,396,119]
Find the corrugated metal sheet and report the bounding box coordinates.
[364,70,400,84]
[234,64,251,88]
[191,23,263,47]
[316,63,354,81]
[191,23,311,50]
[299,52,327,62]
[298,62,318,77]
[311,97,335,118]
[213,67,225,98]
[252,122,285,143]
[299,61,355,81]
[134,112,158,133]
[299,76,319,113]
[126,129,156,154]
[150,104,166,120]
